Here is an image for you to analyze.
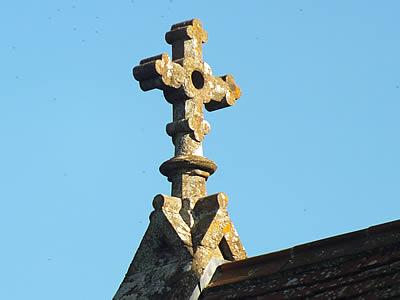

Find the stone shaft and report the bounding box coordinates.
[133,19,241,203]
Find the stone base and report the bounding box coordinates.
[113,193,246,300]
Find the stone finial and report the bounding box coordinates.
[114,19,246,300]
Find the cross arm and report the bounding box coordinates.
[204,74,242,112]
[132,53,184,92]
[165,19,207,61]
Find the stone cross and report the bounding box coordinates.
[114,20,246,299]
[133,19,241,205]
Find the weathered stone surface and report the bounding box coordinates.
[114,19,246,299]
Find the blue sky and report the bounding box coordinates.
[1,1,399,299]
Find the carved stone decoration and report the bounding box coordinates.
[114,19,246,300]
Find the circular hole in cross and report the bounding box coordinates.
[191,70,204,89]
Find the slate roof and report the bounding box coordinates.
[200,219,400,299]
